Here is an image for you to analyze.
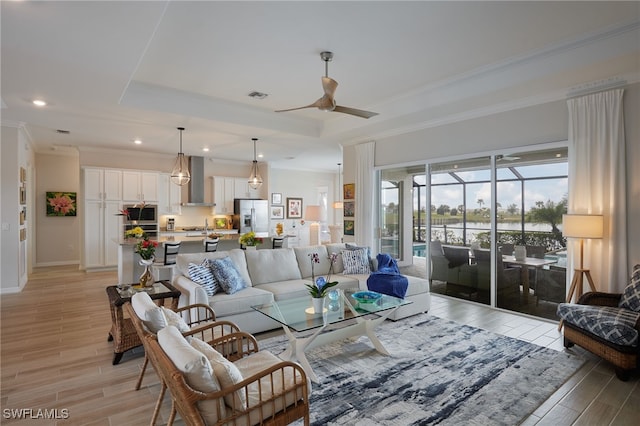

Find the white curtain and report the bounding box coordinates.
[567,88,627,292]
[355,141,375,249]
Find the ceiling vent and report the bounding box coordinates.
[248,91,268,99]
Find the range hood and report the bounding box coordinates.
[181,156,215,207]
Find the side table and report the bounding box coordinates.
[106,281,180,365]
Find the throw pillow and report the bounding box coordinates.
[157,326,225,423]
[342,247,371,274]
[189,336,227,364]
[131,291,166,333]
[212,355,246,410]
[189,336,245,409]
[210,257,247,295]
[442,246,470,269]
[345,243,376,271]
[188,261,219,296]
[619,264,640,312]
[161,307,190,333]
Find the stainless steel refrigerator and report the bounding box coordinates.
[233,199,269,234]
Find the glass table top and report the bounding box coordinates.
[252,289,411,333]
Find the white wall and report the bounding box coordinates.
[1,125,34,292]
[35,152,80,266]
[344,83,640,267]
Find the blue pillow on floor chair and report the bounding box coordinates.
[366,253,408,299]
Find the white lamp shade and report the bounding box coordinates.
[305,205,321,222]
[562,214,603,239]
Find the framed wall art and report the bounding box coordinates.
[270,205,284,219]
[343,183,355,200]
[286,197,303,219]
[271,193,282,204]
[20,186,26,205]
[344,220,355,236]
[344,201,355,217]
[46,191,77,217]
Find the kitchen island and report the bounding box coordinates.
[116,232,281,284]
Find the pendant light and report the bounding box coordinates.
[333,162,343,209]
[171,127,190,186]
[248,137,263,190]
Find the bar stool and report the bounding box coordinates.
[204,237,219,253]
[151,242,181,282]
[272,236,285,249]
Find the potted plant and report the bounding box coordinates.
[306,252,339,313]
[239,231,263,249]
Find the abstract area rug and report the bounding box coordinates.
[259,314,585,426]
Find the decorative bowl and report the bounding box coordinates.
[351,291,382,304]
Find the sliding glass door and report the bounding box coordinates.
[378,145,568,320]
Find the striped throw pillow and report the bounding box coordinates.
[188,261,219,296]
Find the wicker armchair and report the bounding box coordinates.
[125,299,245,424]
[559,291,640,381]
[150,327,310,426]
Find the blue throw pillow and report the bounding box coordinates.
[188,261,219,296]
[210,257,247,295]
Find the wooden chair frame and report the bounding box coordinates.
[125,302,246,425]
[146,333,310,426]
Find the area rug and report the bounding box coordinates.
[259,314,585,426]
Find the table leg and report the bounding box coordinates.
[278,307,398,383]
[112,352,124,365]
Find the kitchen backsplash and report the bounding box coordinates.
[159,206,234,230]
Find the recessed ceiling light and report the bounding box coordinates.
[202,147,210,152]
[134,139,142,145]
[258,154,263,158]
[33,99,47,107]
[555,153,562,158]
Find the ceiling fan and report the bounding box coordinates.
[275,51,379,119]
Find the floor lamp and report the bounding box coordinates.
[306,205,321,246]
[559,213,603,330]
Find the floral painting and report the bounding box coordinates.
[46,191,77,216]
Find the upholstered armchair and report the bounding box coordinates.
[557,264,640,381]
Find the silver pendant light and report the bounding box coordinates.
[171,127,190,186]
[248,137,263,190]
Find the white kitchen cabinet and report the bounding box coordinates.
[158,173,182,215]
[122,171,159,202]
[234,178,259,199]
[212,176,236,214]
[83,168,123,269]
[84,168,121,201]
[213,176,260,214]
[83,199,121,269]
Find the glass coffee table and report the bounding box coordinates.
[252,289,411,382]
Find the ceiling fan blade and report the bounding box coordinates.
[275,98,324,113]
[333,105,379,119]
[322,77,338,100]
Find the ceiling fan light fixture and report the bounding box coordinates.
[248,138,263,190]
[171,127,191,186]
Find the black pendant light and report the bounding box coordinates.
[171,127,190,186]
[248,138,263,190]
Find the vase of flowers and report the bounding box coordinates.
[306,252,339,312]
[135,238,158,287]
[239,231,263,249]
[124,226,146,240]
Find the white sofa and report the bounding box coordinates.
[172,243,431,334]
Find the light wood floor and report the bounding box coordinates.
[1,265,638,425]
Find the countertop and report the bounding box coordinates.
[117,232,277,246]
